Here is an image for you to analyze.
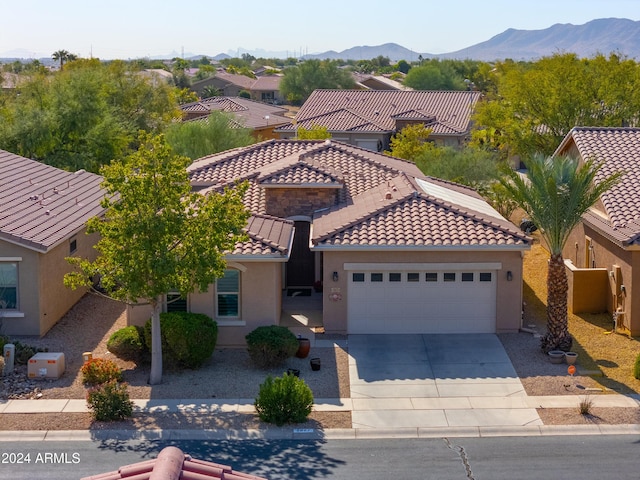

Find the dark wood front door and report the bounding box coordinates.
[286,221,315,287]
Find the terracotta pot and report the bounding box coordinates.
[296,338,311,358]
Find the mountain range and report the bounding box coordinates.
[301,18,640,62]
[2,18,639,63]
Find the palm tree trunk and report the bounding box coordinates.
[541,253,573,353]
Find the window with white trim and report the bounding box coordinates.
[216,269,239,318]
[0,262,18,310]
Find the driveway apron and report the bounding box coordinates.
[348,334,543,429]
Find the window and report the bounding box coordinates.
[407,273,420,282]
[166,292,188,312]
[389,273,401,282]
[0,262,18,309]
[371,273,383,282]
[425,272,437,282]
[479,272,492,282]
[461,272,474,282]
[69,238,77,255]
[352,273,365,282]
[216,270,239,318]
[443,273,456,282]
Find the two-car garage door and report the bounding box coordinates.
[346,264,498,334]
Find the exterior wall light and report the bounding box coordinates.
[332,271,339,282]
[507,271,513,281]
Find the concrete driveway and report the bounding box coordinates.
[348,334,543,429]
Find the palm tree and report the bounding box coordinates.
[52,50,70,70]
[500,154,622,353]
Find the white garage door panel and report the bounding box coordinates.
[348,270,496,334]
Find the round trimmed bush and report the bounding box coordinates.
[86,380,134,421]
[634,351,640,380]
[81,358,123,386]
[254,373,314,426]
[107,326,146,362]
[245,325,299,368]
[144,312,218,369]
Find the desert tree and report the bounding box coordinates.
[65,133,250,384]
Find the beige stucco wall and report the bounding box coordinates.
[0,230,97,336]
[319,249,526,334]
[564,223,639,336]
[0,240,41,336]
[127,261,284,347]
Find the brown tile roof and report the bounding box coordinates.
[555,127,640,246]
[312,174,530,249]
[276,89,481,136]
[189,139,529,252]
[0,150,106,253]
[80,446,267,480]
[180,97,290,129]
[231,214,294,258]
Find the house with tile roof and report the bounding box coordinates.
[191,71,284,104]
[180,96,292,140]
[555,127,640,336]
[126,139,529,344]
[80,446,267,480]
[0,150,107,336]
[276,89,481,152]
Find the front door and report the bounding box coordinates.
[286,221,315,287]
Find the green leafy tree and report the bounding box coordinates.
[499,155,622,352]
[165,111,255,159]
[415,146,501,190]
[385,124,434,160]
[0,59,179,172]
[404,61,467,90]
[201,85,221,98]
[280,59,356,105]
[396,60,411,74]
[65,133,250,384]
[473,53,640,158]
[296,125,331,140]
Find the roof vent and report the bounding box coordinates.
[385,191,393,200]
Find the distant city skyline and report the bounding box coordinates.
[2,0,639,60]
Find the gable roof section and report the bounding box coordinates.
[555,127,640,247]
[188,139,528,254]
[231,214,294,259]
[180,96,291,129]
[80,446,267,480]
[312,174,529,250]
[0,150,106,253]
[276,89,481,136]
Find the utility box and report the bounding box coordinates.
[28,352,65,380]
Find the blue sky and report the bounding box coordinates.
[2,0,639,59]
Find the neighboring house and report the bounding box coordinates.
[191,71,284,104]
[180,96,292,139]
[352,72,412,91]
[80,446,267,480]
[130,139,530,346]
[276,89,481,152]
[0,150,106,336]
[139,68,174,86]
[556,127,640,336]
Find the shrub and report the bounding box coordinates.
[254,373,314,426]
[81,358,123,386]
[0,355,4,376]
[107,326,146,362]
[86,380,134,421]
[144,312,218,369]
[245,326,299,368]
[634,352,640,380]
[579,395,593,416]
